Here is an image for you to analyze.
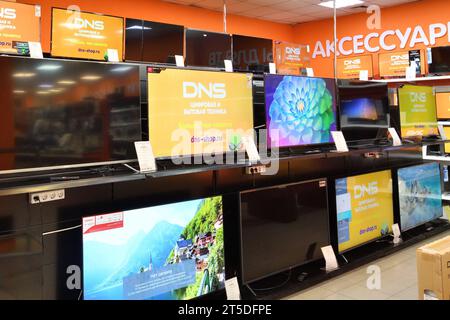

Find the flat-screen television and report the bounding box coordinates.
[232,35,273,72]
[428,46,450,74]
[335,170,394,253]
[125,18,184,64]
[51,8,124,61]
[240,179,330,284]
[398,163,443,231]
[147,68,254,158]
[0,56,141,174]
[436,92,450,119]
[398,85,438,139]
[337,80,389,142]
[264,74,337,149]
[185,29,232,68]
[82,196,225,300]
[0,0,40,55]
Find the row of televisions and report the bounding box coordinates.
[0,54,448,175]
[81,162,445,300]
[0,1,272,70]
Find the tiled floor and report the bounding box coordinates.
[286,230,450,300]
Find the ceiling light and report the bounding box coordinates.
[111,66,133,72]
[37,64,62,71]
[36,91,50,95]
[39,84,54,88]
[13,72,36,78]
[13,90,26,94]
[49,88,64,93]
[203,34,208,37]
[318,0,364,9]
[58,80,76,85]
[81,75,101,81]
[126,26,152,30]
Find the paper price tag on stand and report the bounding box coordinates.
[331,131,349,152]
[107,49,120,62]
[225,277,241,300]
[321,245,339,272]
[388,128,402,146]
[242,136,260,164]
[405,64,416,81]
[269,63,277,74]
[28,42,43,59]
[359,70,369,81]
[175,55,185,67]
[224,60,233,72]
[392,223,402,244]
[134,141,156,173]
[306,68,314,77]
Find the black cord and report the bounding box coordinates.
[248,269,292,293]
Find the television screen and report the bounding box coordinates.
[428,46,450,74]
[0,56,141,174]
[398,163,442,231]
[436,92,450,119]
[335,170,394,253]
[232,35,273,72]
[125,18,184,64]
[51,8,124,61]
[338,80,389,141]
[0,0,40,55]
[398,85,438,138]
[82,196,225,300]
[147,68,254,158]
[185,29,232,68]
[240,179,330,284]
[265,74,337,148]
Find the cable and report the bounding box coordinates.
[248,269,292,293]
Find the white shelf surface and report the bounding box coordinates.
[372,75,450,83]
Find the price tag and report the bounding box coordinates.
[438,124,446,140]
[306,67,314,77]
[175,55,185,67]
[359,70,369,81]
[225,277,241,300]
[107,49,119,62]
[321,246,339,272]
[269,63,277,74]
[242,136,260,164]
[28,42,43,59]
[388,128,402,146]
[35,5,41,17]
[134,141,156,173]
[406,64,416,81]
[224,60,233,72]
[331,131,349,152]
[392,223,401,244]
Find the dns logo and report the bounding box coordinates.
[0,8,16,19]
[286,47,300,55]
[344,59,361,66]
[409,92,427,103]
[391,54,408,61]
[183,82,226,99]
[354,182,378,199]
[73,18,105,30]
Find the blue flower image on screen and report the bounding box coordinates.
[398,163,443,231]
[82,196,225,300]
[265,75,336,148]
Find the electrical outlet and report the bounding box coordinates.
[30,189,65,204]
[245,165,267,175]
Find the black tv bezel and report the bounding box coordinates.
[0,55,142,176]
[50,7,125,62]
[396,162,444,233]
[239,178,331,285]
[333,168,395,255]
[80,194,227,301]
[263,73,339,152]
[428,46,450,75]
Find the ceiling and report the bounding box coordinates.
[163,0,418,24]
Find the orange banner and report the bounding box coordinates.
[275,41,311,75]
[0,0,40,54]
[337,55,373,79]
[51,8,123,61]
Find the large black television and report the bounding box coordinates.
[240,179,330,284]
[185,29,232,68]
[0,56,141,175]
[232,35,273,72]
[428,46,450,74]
[125,18,184,64]
[337,79,390,144]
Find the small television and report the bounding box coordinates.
[436,92,450,119]
[232,35,273,72]
[0,56,141,175]
[240,179,330,284]
[264,74,337,149]
[185,29,232,68]
[398,85,438,139]
[125,18,184,64]
[337,80,389,143]
[82,196,225,300]
[335,170,394,253]
[398,163,443,232]
[147,68,254,158]
[428,46,450,74]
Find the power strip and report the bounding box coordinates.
[29,189,65,204]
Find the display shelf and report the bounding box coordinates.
[442,192,450,201]
[372,75,450,83]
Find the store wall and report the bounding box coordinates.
[294,0,450,78]
[17,0,295,53]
